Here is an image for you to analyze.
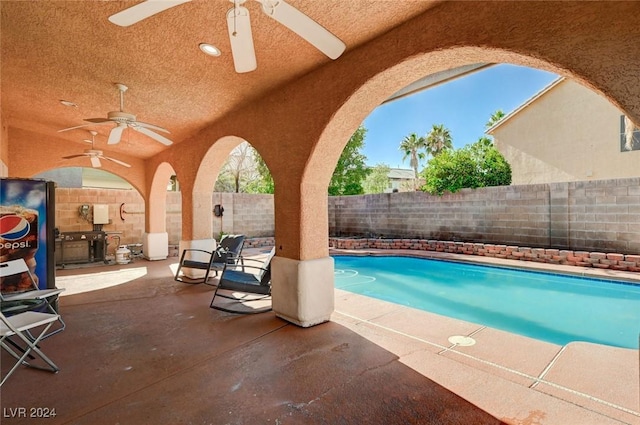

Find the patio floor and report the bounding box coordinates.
[1,249,639,424]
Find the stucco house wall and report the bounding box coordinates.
[490,79,640,185]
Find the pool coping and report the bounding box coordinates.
[330,248,640,425]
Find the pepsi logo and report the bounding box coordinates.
[0,215,31,241]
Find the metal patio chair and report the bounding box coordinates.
[174,234,246,285]
[210,247,275,314]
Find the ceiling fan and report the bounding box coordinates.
[62,131,132,168]
[108,0,346,73]
[58,83,173,146]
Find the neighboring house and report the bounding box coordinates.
[487,78,640,185]
[387,168,416,192]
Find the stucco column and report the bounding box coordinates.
[175,189,216,271]
[271,180,334,327]
[144,175,168,261]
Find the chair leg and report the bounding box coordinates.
[1,322,59,387]
[209,286,220,308]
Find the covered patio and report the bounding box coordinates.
[2,2,640,423]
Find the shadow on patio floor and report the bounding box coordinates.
[1,258,504,425]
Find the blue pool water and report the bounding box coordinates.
[333,256,640,349]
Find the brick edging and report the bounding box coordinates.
[329,238,640,273]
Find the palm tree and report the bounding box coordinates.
[485,109,505,129]
[425,124,453,157]
[399,133,426,190]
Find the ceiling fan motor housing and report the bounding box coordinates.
[107,110,136,123]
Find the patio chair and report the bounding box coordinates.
[174,234,246,285]
[1,310,60,387]
[0,259,66,339]
[210,247,275,314]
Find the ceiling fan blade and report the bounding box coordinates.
[90,156,102,168]
[84,118,113,124]
[226,6,257,73]
[135,120,170,133]
[103,156,132,168]
[62,154,86,159]
[107,125,126,145]
[58,122,104,132]
[108,0,191,27]
[132,125,173,145]
[258,0,345,60]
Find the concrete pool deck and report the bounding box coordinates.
[2,248,638,424]
[331,248,640,425]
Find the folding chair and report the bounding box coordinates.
[1,310,60,386]
[0,259,66,338]
[174,234,245,285]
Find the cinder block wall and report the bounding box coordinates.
[54,189,273,247]
[55,177,640,255]
[329,178,640,254]
[329,184,551,247]
[55,188,146,247]
[230,193,274,238]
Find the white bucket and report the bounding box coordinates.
[115,245,131,264]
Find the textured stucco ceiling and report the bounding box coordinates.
[0,0,440,160]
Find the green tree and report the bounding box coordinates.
[421,139,511,195]
[246,146,274,194]
[399,133,426,190]
[425,124,453,157]
[363,163,391,194]
[329,126,370,195]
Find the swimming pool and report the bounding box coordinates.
[333,255,640,349]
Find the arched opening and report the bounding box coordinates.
[32,166,147,266]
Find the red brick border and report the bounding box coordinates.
[329,238,640,273]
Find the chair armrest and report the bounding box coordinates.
[222,263,266,275]
[235,257,265,266]
[180,248,213,258]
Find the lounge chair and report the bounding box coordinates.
[210,247,275,314]
[174,234,245,285]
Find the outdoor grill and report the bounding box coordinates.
[55,231,106,266]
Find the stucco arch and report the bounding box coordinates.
[141,161,176,260]
[146,161,175,234]
[299,27,640,260]
[183,135,247,240]
[274,0,640,324]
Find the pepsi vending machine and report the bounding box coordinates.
[0,178,56,292]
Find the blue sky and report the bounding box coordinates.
[361,64,559,168]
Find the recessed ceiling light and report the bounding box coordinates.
[60,100,78,107]
[199,43,221,57]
